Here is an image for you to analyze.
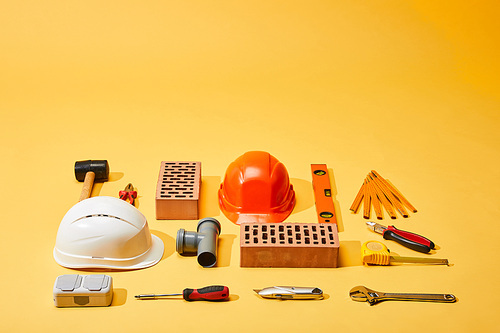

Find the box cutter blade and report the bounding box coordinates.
[253,286,323,300]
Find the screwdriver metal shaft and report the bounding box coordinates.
[135,293,182,299]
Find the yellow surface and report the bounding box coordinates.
[1,1,499,332]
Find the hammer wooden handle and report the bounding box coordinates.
[79,171,95,201]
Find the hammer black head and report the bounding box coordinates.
[75,160,109,182]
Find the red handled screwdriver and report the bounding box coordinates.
[366,221,435,253]
[135,285,230,301]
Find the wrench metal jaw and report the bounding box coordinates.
[349,286,380,305]
[350,286,457,305]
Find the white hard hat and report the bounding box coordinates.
[54,196,164,270]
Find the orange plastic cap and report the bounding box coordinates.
[218,151,296,224]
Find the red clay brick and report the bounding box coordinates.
[240,222,339,268]
[155,161,201,220]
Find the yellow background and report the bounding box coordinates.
[1,1,499,332]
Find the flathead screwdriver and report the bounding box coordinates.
[135,285,230,301]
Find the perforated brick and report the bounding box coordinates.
[240,223,339,268]
[155,161,201,220]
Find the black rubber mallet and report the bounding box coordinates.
[74,160,109,201]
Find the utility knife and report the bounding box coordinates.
[366,221,435,253]
[253,286,323,300]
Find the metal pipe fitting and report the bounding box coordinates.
[176,218,221,267]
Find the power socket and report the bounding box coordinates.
[53,274,113,307]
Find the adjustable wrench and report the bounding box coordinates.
[349,286,456,305]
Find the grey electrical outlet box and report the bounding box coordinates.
[53,274,113,307]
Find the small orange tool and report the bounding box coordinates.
[311,164,337,225]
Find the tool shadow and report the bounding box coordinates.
[338,240,363,267]
[111,288,127,306]
[328,168,344,232]
[199,176,222,218]
[89,172,124,197]
[289,178,315,214]
[216,234,237,267]
[151,230,176,261]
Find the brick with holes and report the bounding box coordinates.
[155,161,201,220]
[240,222,339,268]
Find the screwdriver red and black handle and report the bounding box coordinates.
[382,225,435,253]
[135,285,230,301]
[183,285,229,301]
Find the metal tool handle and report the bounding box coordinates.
[379,292,456,303]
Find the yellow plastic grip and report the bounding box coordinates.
[361,241,391,265]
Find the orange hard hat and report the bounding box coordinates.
[218,151,296,224]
